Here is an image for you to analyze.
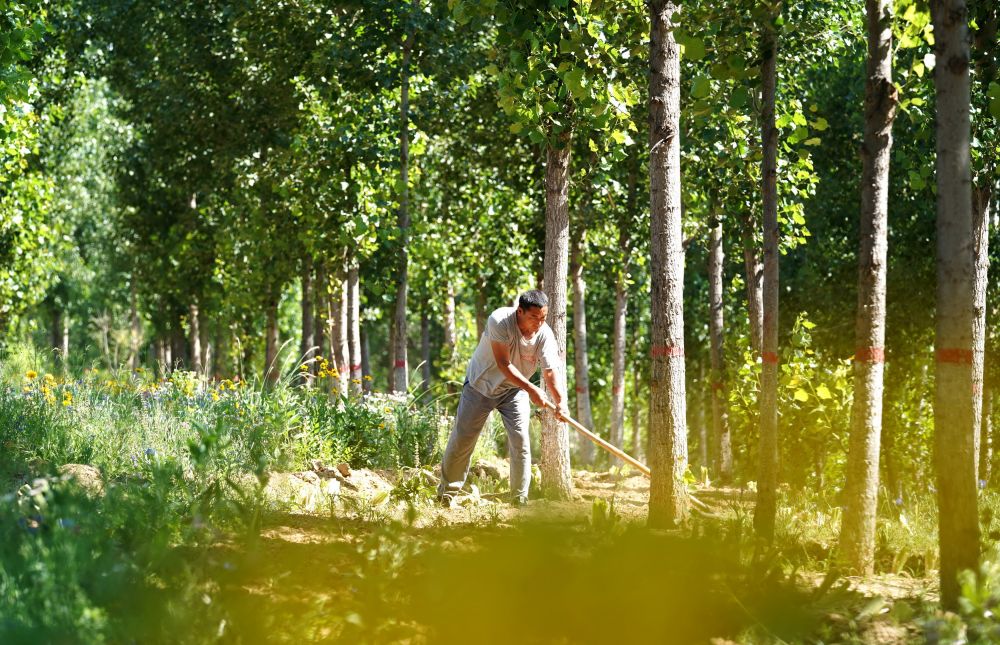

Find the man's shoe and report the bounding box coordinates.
[510,495,528,507]
[437,493,454,508]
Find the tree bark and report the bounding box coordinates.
[647,0,688,529]
[264,293,280,385]
[570,228,596,465]
[393,15,415,394]
[331,269,350,395]
[981,386,994,485]
[348,261,362,394]
[361,324,372,393]
[631,366,642,461]
[314,262,328,373]
[709,215,734,482]
[130,283,140,370]
[754,16,780,543]
[301,256,315,366]
[972,3,996,478]
[611,164,635,461]
[611,271,628,452]
[972,186,992,472]
[741,213,764,356]
[541,133,574,501]
[475,285,487,342]
[838,0,896,576]
[190,301,202,371]
[443,280,457,371]
[931,0,979,610]
[421,309,431,394]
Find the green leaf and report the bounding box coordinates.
[792,212,806,225]
[991,98,1000,119]
[793,389,809,402]
[683,37,706,61]
[816,385,832,400]
[730,86,749,108]
[564,67,587,100]
[690,76,711,99]
[803,137,821,146]
[811,117,828,131]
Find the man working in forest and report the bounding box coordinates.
[438,289,569,506]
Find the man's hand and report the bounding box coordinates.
[527,385,552,409]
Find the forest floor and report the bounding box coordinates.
[206,462,938,643]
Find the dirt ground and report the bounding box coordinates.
[233,459,935,644]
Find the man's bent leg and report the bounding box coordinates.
[439,382,494,497]
[497,388,531,500]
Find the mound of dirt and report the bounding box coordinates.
[58,463,105,496]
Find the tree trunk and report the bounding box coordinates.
[631,366,642,461]
[838,0,896,576]
[314,262,328,373]
[611,271,628,452]
[130,284,140,370]
[200,310,211,376]
[264,293,280,385]
[972,186,991,472]
[475,285,487,342]
[540,134,574,501]
[709,215,734,482]
[393,18,414,394]
[647,0,688,529]
[190,301,202,371]
[931,0,979,610]
[348,261,362,393]
[754,16,780,543]
[611,163,636,461]
[421,309,431,394]
[741,214,764,356]
[570,228,596,465]
[331,270,350,395]
[696,367,708,472]
[981,386,994,486]
[301,256,315,365]
[361,324,372,393]
[442,280,457,380]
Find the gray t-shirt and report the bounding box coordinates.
[466,307,559,397]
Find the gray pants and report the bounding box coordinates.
[439,381,531,499]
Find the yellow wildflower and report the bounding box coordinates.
[378,423,385,429]
[352,379,361,385]
[211,391,220,402]
[363,375,373,381]
[44,373,55,385]
[25,370,38,380]
[300,364,309,371]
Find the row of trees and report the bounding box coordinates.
[1,0,998,608]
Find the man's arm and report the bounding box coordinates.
[491,341,551,409]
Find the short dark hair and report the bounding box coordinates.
[518,289,548,311]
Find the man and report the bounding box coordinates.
[438,289,569,506]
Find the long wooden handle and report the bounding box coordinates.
[546,403,651,478]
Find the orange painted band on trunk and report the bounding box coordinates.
[393,360,406,368]
[350,364,362,371]
[612,385,622,394]
[854,347,886,363]
[651,345,685,358]
[761,352,779,365]
[936,348,974,365]
[711,381,724,390]
[575,386,587,393]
